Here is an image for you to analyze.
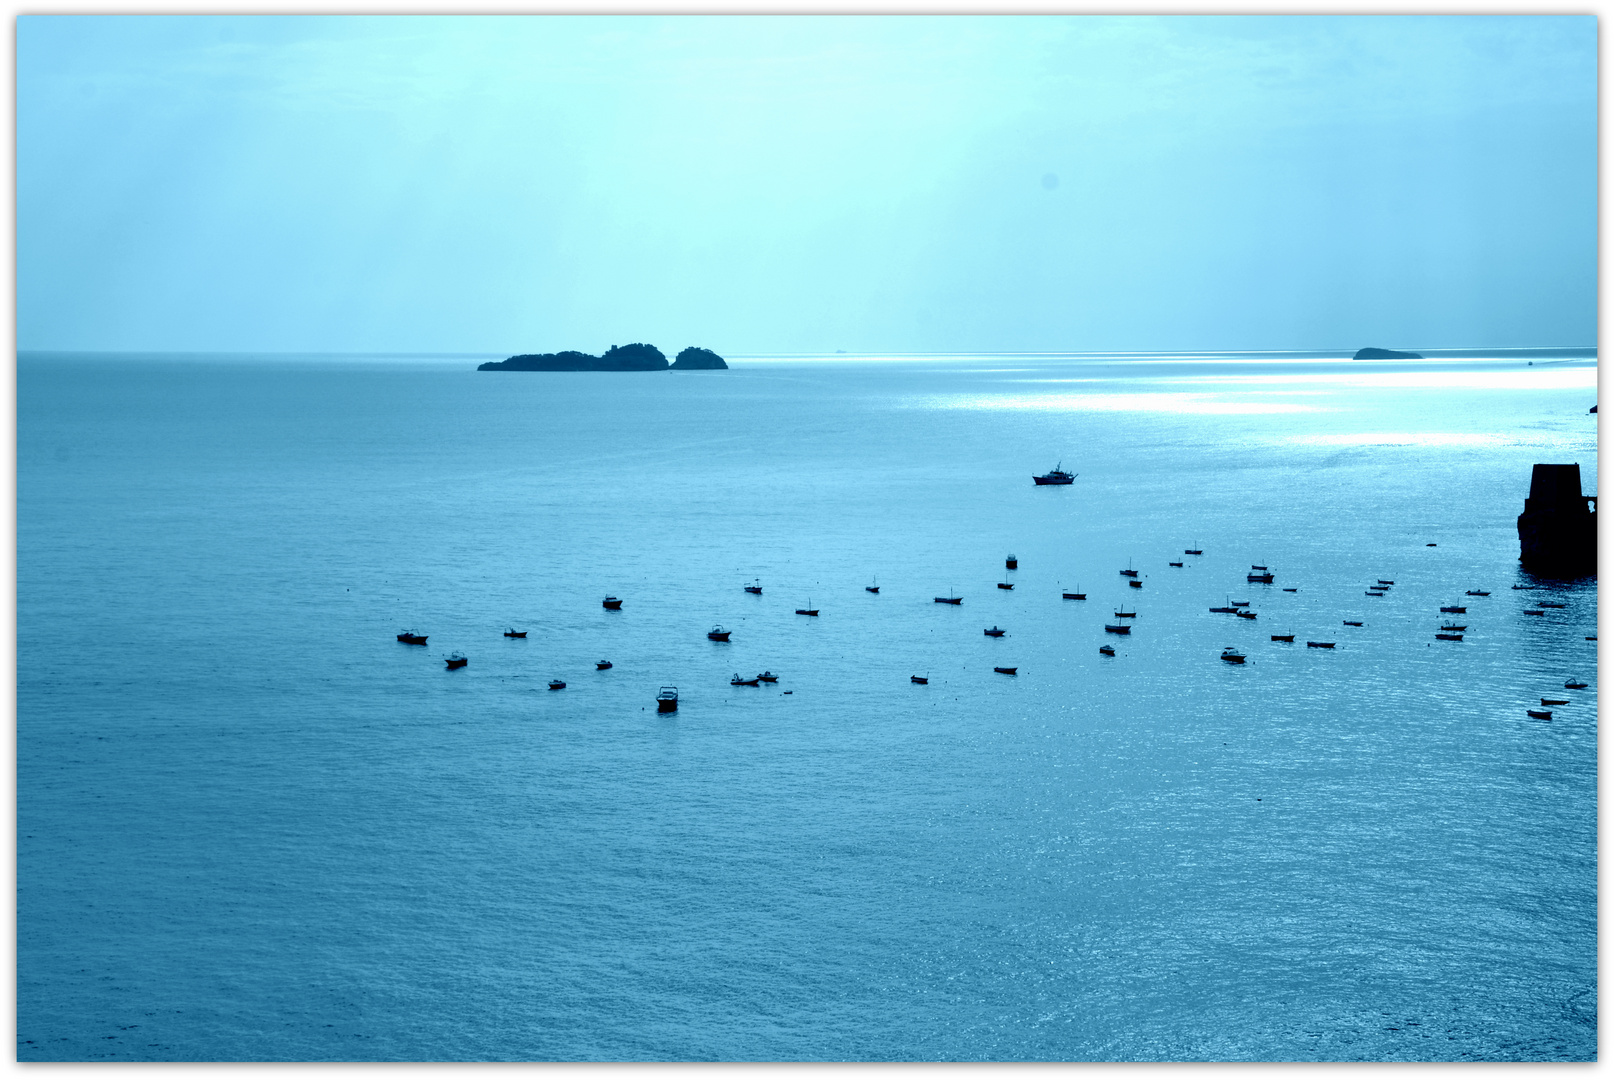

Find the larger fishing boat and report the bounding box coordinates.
[1032,463,1076,486]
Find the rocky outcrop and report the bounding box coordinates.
[1518,463,1596,577]
[479,343,668,371]
[1353,347,1423,360]
[670,347,728,370]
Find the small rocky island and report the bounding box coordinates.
[1354,347,1424,360]
[478,344,727,371]
[671,347,728,370]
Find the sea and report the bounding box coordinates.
[16,349,1599,1062]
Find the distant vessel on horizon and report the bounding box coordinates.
[1033,463,1076,485]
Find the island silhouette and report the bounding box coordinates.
[478,344,727,371]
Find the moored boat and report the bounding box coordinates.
[1114,608,1137,618]
[548,679,565,690]
[1230,600,1250,607]
[993,666,1017,675]
[1033,463,1076,485]
[730,673,760,687]
[1542,697,1569,706]
[1540,602,1567,608]
[1527,709,1553,720]
[602,597,623,610]
[1220,647,1246,664]
[707,626,731,641]
[596,661,612,670]
[657,686,678,712]
[1435,633,1463,641]
[796,602,820,615]
[1237,610,1257,619]
[1440,606,1467,614]
[1099,644,1116,656]
[1128,580,1143,589]
[998,580,1014,590]
[1248,572,1273,584]
[758,672,779,682]
[1271,633,1294,642]
[1467,590,1490,596]
[1378,580,1395,585]
[1282,587,1298,592]
[934,592,963,604]
[865,578,879,594]
[1169,561,1184,567]
[984,626,1006,637]
[745,580,763,594]
[1062,586,1086,600]
[1104,622,1131,635]
[911,675,929,684]
[1524,609,1545,616]
[505,629,527,638]
[1306,641,1335,648]
[445,652,468,668]
[1440,624,1466,631]
[1565,679,1588,689]
[397,631,428,645]
[1344,620,1362,626]
[1184,545,1203,555]
[1209,606,1238,614]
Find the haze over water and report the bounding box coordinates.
[18,350,1596,1061]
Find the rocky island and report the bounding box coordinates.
[478,344,728,371]
[670,347,728,370]
[1353,347,1424,360]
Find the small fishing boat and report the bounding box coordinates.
[1527,709,1553,720]
[911,675,929,684]
[758,671,779,683]
[1427,543,1437,547]
[1247,573,1272,583]
[1440,606,1467,614]
[548,679,565,690]
[1169,561,1184,568]
[865,577,879,594]
[994,666,1017,675]
[984,626,1006,637]
[1540,602,1567,609]
[1237,610,1257,620]
[596,661,612,670]
[1282,587,1297,592]
[1344,620,1362,627]
[1466,590,1490,596]
[505,629,527,638]
[1365,591,1385,597]
[796,601,820,615]
[445,652,467,669]
[1119,561,1138,578]
[1104,622,1131,635]
[1542,698,1569,706]
[1184,545,1203,555]
[1128,580,1143,589]
[730,673,760,687]
[1005,554,1018,570]
[934,592,963,604]
[745,580,763,594]
[782,690,793,695]
[998,579,1014,590]
[602,597,623,610]
[1440,624,1466,631]
[1209,606,1238,614]
[1221,647,1246,664]
[397,631,428,645]
[1230,600,1249,607]
[1099,644,1116,656]
[707,626,731,641]
[1378,580,1395,585]
[1524,609,1545,616]
[1114,608,1137,618]
[656,686,678,712]
[1271,633,1294,642]
[1251,565,1268,571]
[1062,585,1086,600]
[1435,633,1463,641]
[1565,679,1588,689]
[1033,464,1076,485]
[1306,641,1335,649]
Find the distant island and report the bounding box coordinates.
[478,344,727,371]
[1354,347,1424,360]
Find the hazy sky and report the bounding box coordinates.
[18,15,1596,355]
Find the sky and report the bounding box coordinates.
[17,15,1597,355]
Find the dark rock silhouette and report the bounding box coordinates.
[1354,347,1424,360]
[1517,463,1596,577]
[479,343,668,371]
[671,346,728,370]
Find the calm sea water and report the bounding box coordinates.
[17,351,1598,1061]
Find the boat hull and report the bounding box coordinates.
[1032,475,1073,485]
[993,667,1017,675]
